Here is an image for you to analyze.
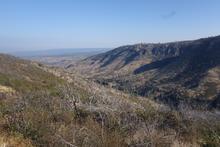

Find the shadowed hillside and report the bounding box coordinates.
[69,36,220,109]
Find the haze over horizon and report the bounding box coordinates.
[1,0,220,52]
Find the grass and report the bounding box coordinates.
[0,70,64,95]
[0,133,33,147]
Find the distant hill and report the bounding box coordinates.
[69,36,220,108]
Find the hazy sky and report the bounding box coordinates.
[0,0,220,51]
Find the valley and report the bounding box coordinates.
[1,1,220,146]
[0,36,220,147]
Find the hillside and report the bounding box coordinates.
[0,54,161,146]
[0,54,219,146]
[69,36,220,108]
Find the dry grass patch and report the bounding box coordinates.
[0,85,15,94]
[0,132,33,147]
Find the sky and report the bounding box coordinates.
[0,0,220,52]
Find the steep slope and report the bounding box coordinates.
[69,36,220,108]
[67,41,189,76]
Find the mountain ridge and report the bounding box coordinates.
[69,35,220,108]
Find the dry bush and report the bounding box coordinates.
[0,81,219,147]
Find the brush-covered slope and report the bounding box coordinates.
[0,54,160,146]
[0,54,220,146]
[0,54,64,94]
[69,36,220,107]
[0,54,63,146]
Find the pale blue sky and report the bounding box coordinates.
[0,0,220,51]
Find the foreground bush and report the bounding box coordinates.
[0,85,220,147]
